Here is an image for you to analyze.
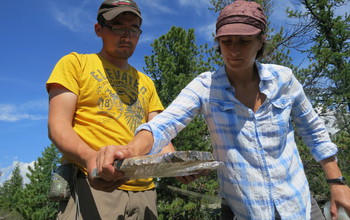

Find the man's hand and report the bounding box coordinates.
[87,145,133,192]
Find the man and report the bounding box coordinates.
[47,0,174,219]
[96,1,350,219]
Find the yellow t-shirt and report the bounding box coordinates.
[47,52,164,191]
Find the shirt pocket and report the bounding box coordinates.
[209,100,235,112]
[208,100,241,128]
[265,98,293,137]
[270,98,292,109]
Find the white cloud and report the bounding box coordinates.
[138,33,158,44]
[177,0,212,15]
[177,0,211,9]
[138,0,177,28]
[0,76,42,88]
[139,0,175,15]
[19,100,48,112]
[197,22,216,42]
[0,161,35,186]
[49,0,96,33]
[0,101,47,122]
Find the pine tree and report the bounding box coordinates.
[0,163,24,219]
[286,0,350,206]
[144,26,220,219]
[287,0,350,113]
[16,144,61,220]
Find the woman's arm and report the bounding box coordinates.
[320,157,350,219]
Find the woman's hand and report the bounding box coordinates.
[329,184,350,220]
[176,169,211,184]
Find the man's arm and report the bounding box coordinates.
[95,111,174,184]
[320,157,350,219]
[48,83,128,191]
[48,83,96,169]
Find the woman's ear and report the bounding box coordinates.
[258,34,266,50]
[95,23,102,37]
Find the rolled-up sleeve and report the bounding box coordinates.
[135,73,209,154]
[291,75,338,161]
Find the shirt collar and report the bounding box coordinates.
[215,62,278,99]
[255,61,274,81]
[255,61,277,99]
[214,66,233,90]
[215,62,275,86]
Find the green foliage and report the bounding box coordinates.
[287,0,350,112]
[296,136,329,203]
[297,130,350,206]
[1,1,348,219]
[332,131,350,182]
[0,163,24,219]
[144,26,220,219]
[157,171,221,220]
[0,163,23,210]
[334,100,350,134]
[16,144,61,220]
[144,26,216,107]
[0,208,24,220]
[144,26,213,154]
[288,0,350,206]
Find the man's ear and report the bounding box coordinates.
[95,23,102,37]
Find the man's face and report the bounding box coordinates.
[98,12,142,60]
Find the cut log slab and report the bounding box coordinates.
[114,151,224,179]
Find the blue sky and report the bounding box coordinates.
[0,0,218,171]
[0,0,312,184]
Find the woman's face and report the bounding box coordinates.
[218,34,264,73]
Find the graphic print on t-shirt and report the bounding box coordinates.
[91,67,147,132]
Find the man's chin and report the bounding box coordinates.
[116,51,134,60]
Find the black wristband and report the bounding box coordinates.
[326,176,347,185]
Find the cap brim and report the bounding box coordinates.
[215,23,261,39]
[102,7,142,21]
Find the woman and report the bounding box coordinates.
[96,0,350,219]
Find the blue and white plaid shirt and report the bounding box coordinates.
[136,62,338,220]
